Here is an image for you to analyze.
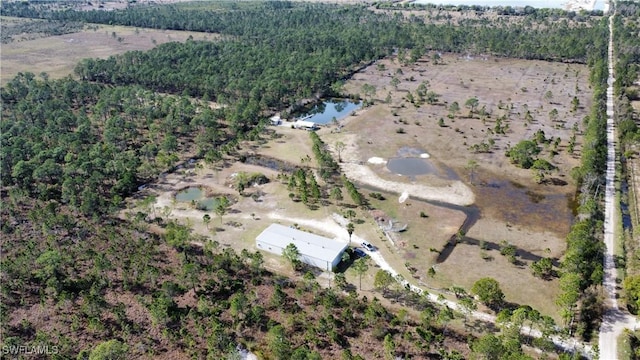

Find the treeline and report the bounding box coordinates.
[0,73,233,216]
[556,16,609,341]
[614,1,640,315]
[375,0,604,18]
[1,18,84,44]
[309,132,340,180]
[2,1,606,66]
[613,2,640,145]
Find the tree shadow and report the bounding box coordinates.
[438,235,559,268]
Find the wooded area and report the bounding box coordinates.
[0,0,623,358]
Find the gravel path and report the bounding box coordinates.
[268,212,594,357]
[599,7,640,359]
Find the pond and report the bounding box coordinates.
[387,158,436,176]
[175,187,218,211]
[176,187,203,202]
[476,179,574,234]
[198,198,220,211]
[298,99,361,125]
[386,147,459,180]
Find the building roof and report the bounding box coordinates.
[294,120,318,129]
[256,223,347,262]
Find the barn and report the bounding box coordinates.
[256,223,348,272]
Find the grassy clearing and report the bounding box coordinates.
[329,53,591,320]
[127,51,589,321]
[1,23,217,85]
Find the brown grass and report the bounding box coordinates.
[1,21,218,85]
[330,52,590,320]
[128,51,590,322]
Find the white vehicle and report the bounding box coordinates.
[361,241,375,251]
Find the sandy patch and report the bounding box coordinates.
[367,156,387,164]
[337,133,475,206]
[348,161,474,205]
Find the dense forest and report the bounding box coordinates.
[0,74,233,216]
[0,17,84,44]
[2,1,606,110]
[0,0,618,358]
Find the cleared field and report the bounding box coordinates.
[133,52,591,321]
[320,52,592,321]
[1,22,217,85]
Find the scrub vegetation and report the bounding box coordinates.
[0,0,628,358]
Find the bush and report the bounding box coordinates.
[471,277,504,308]
[505,140,540,169]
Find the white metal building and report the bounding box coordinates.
[293,120,319,131]
[256,223,348,271]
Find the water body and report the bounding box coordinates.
[198,198,220,211]
[175,187,218,211]
[387,157,434,176]
[413,0,604,10]
[176,187,203,202]
[386,147,460,180]
[476,179,574,234]
[298,99,361,125]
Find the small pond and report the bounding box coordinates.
[387,158,435,176]
[175,187,218,211]
[386,147,459,180]
[176,187,203,202]
[198,198,220,211]
[477,179,574,234]
[298,99,361,124]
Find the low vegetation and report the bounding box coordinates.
[0,0,624,357]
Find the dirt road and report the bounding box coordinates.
[269,210,594,357]
[598,7,640,359]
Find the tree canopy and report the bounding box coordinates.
[471,277,505,308]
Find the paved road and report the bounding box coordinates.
[598,5,640,360]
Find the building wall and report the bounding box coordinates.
[256,240,340,272]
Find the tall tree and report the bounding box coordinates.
[464,159,478,185]
[215,196,230,224]
[374,269,394,293]
[335,141,346,163]
[352,257,369,290]
[346,222,355,244]
[202,213,211,229]
[282,243,301,271]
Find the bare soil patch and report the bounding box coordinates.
[1,23,217,85]
[321,52,591,319]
